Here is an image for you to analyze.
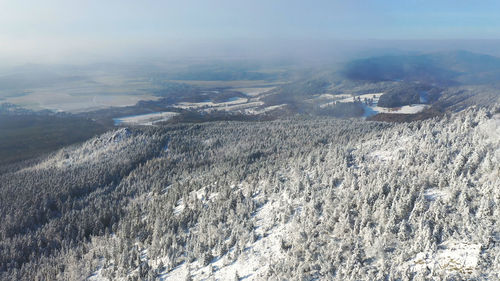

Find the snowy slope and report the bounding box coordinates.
[22,106,498,281]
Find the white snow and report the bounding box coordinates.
[213,101,264,112]
[87,259,107,281]
[161,190,296,280]
[326,92,428,116]
[113,112,178,126]
[87,266,104,281]
[173,199,185,216]
[424,188,450,201]
[480,113,500,162]
[410,240,481,275]
[24,128,139,171]
[369,104,429,115]
[336,93,384,103]
[193,186,219,201]
[319,93,350,99]
[319,93,373,108]
[366,137,410,162]
[173,98,271,114]
[173,187,219,217]
[369,149,399,161]
[174,98,248,109]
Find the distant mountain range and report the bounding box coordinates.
[343,50,500,85]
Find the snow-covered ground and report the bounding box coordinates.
[24,128,142,171]
[319,93,351,99]
[171,91,428,117]
[161,190,296,280]
[113,112,178,126]
[172,96,285,115]
[480,113,500,162]
[369,149,401,161]
[319,93,371,108]
[337,93,384,103]
[173,186,219,217]
[4,90,160,113]
[233,87,275,97]
[87,259,105,281]
[367,104,429,115]
[172,199,185,216]
[213,101,264,112]
[424,188,450,201]
[174,97,248,109]
[409,240,481,276]
[363,136,410,162]
[67,108,499,281]
[323,92,429,117]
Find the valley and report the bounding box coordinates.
[0,51,499,281]
[3,1,500,280]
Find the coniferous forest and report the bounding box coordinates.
[0,105,498,280]
[3,1,500,280]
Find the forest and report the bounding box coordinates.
[0,104,498,280]
[0,104,108,165]
[3,1,500,279]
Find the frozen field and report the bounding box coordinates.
[113,112,178,126]
[323,92,429,117]
[0,74,161,113]
[173,97,248,109]
[320,93,383,108]
[4,91,160,113]
[365,104,429,115]
[233,87,275,96]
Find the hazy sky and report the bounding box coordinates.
[1,0,499,64]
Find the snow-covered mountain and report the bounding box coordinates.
[0,106,499,281]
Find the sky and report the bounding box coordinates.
[1,0,500,64]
